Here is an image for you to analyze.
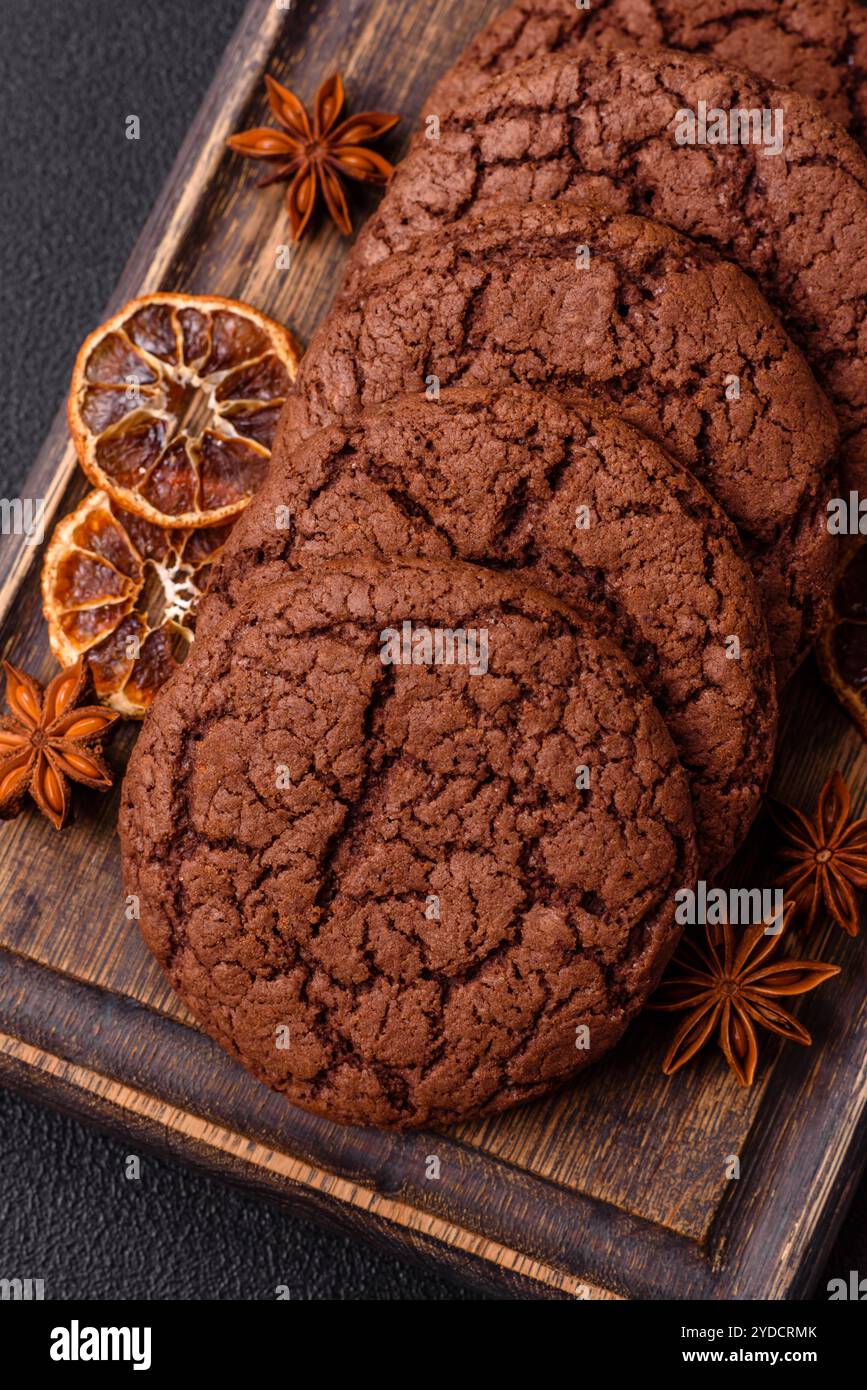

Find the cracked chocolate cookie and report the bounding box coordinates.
[207,385,777,874]
[280,202,839,680]
[121,557,697,1129]
[428,0,867,149]
[347,46,867,491]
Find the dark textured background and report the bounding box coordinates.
[0,0,863,1301]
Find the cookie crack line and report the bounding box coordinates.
[213,383,779,872]
[347,46,867,492]
[121,559,698,1128]
[283,202,836,685]
[309,661,396,933]
[425,1,867,151]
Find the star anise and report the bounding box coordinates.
[768,771,867,937]
[0,659,118,830]
[650,907,840,1085]
[227,72,400,241]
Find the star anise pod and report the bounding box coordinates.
[768,771,867,937]
[0,659,119,830]
[227,72,400,241]
[650,907,840,1085]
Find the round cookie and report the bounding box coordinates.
[121,558,698,1130]
[279,202,839,680]
[208,386,777,874]
[347,46,867,491]
[428,0,867,148]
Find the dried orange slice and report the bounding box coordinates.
[41,490,231,717]
[68,293,301,527]
[817,539,867,739]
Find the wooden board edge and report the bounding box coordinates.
[707,1028,867,1299]
[0,945,718,1299]
[113,0,284,295]
[2,0,861,1302]
[0,456,75,632]
[0,0,281,622]
[0,1030,621,1302]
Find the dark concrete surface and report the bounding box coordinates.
[0,0,863,1301]
[0,0,476,1302]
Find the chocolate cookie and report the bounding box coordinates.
[428,0,867,148]
[121,558,697,1130]
[208,386,777,874]
[280,202,839,680]
[348,46,867,490]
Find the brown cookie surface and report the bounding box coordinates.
[348,46,867,490]
[121,558,697,1130]
[208,386,777,874]
[428,0,867,148]
[280,202,839,680]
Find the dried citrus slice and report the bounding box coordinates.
[68,292,301,527]
[41,490,231,717]
[817,539,867,739]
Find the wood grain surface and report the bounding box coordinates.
[0,0,864,1299]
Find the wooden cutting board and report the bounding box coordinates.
[0,0,865,1300]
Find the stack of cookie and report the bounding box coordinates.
[122,0,863,1130]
